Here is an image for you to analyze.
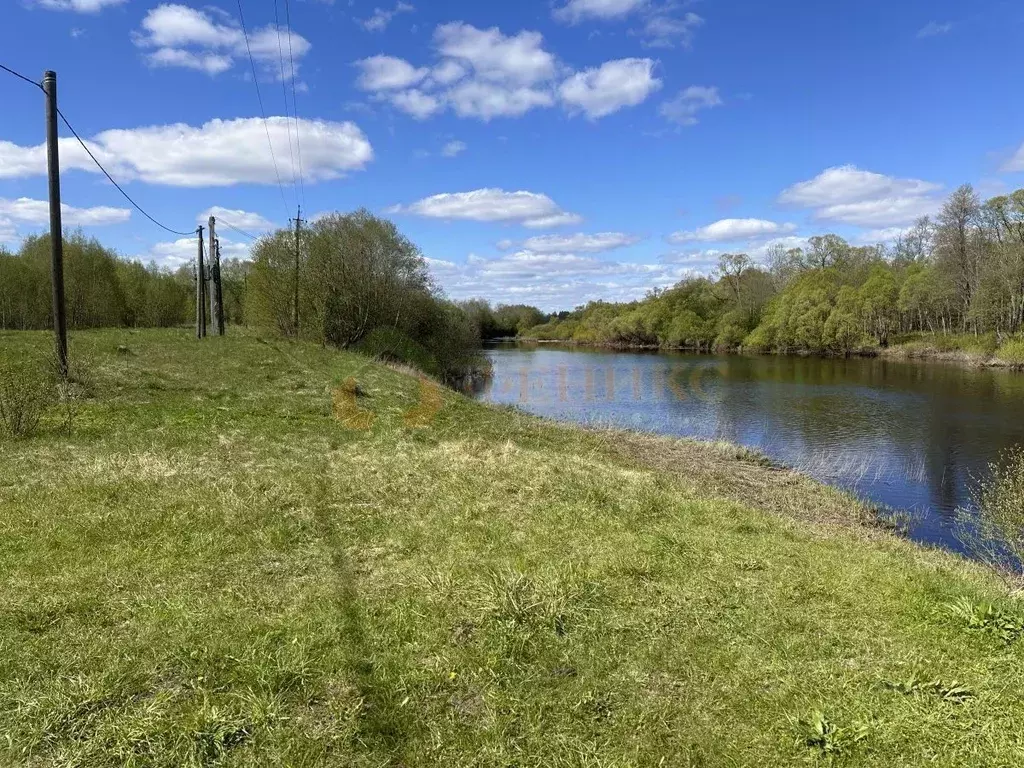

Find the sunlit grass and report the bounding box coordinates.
[1,328,1022,766]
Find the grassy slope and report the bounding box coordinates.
[1,328,1022,767]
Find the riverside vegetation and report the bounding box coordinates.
[1,328,1024,766]
[518,185,1024,367]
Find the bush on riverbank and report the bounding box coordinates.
[247,209,486,384]
[958,448,1024,584]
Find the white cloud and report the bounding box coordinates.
[435,22,557,85]
[141,235,251,269]
[1003,143,1024,173]
[355,55,428,90]
[669,218,797,243]
[361,2,414,32]
[0,197,130,226]
[521,232,642,253]
[354,22,655,122]
[28,0,125,11]
[441,140,467,158]
[447,81,555,120]
[554,0,647,23]
[779,165,943,227]
[917,21,953,39]
[778,165,940,207]
[134,4,311,80]
[659,85,722,126]
[0,117,373,187]
[559,58,661,119]
[389,89,443,119]
[641,11,703,48]
[390,188,582,228]
[813,197,941,227]
[428,248,695,310]
[856,227,912,245]
[199,207,276,231]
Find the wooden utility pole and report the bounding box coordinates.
[292,207,304,337]
[196,226,206,338]
[214,238,225,336]
[42,70,67,378]
[207,216,224,336]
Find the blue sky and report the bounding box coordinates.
[2,0,1023,310]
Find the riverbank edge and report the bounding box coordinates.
[508,336,1024,371]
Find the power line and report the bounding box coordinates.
[3,63,193,238]
[0,63,42,91]
[217,219,261,241]
[273,0,298,205]
[283,0,306,207]
[57,108,195,237]
[236,0,291,218]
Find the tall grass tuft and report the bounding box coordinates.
[956,447,1024,586]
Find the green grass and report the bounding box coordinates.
[1,328,1023,766]
[888,332,1001,361]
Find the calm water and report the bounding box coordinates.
[474,343,1024,552]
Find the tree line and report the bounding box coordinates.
[0,213,488,383]
[521,185,1024,357]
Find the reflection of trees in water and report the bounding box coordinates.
[675,354,1024,516]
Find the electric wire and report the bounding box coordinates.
[236,0,291,218]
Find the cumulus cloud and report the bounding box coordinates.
[361,2,414,32]
[669,218,797,244]
[659,86,722,126]
[779,165,943,227]
[0,117,373,187]
[27,0,125,11]
[389,188,582,229]
[355,55,428,90]
[0,197,130,228]
[917,21,953,39]
[354,22,659,121]
[427,248,697,310]
[199,207,276,231]
[133,4,311,79]
[520,232,643,253]
[559,58,661,119]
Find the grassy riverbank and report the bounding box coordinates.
[2,328,1023,766]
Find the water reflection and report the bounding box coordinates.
[474,344,1024,552]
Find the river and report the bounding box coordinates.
[473,343,1024,553]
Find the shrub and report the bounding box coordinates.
[0,356,54,438]
[996,338,1024,367]
[956,447,1024,584]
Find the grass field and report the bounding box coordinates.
[1,328,1023,767]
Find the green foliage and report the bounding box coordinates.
[795,711,867,757]
[247,209,485,382]
[995,338,1024,366]
[0,355,53,438]
[0,232,190,331]
[947,596,1024,643]
[955,448,1024,583]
